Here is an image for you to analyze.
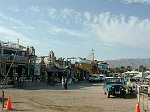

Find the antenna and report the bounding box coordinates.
[17,38,19,45]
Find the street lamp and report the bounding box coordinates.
[1,51,17,110]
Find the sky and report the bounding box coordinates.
[0,0,150,61]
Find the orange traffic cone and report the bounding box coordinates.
[135,102,140,112]
[6,96,12,110]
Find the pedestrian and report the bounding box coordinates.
[64,77,68,89]
[61,76,64,88]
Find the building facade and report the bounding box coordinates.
[0,40,36,84]
[98,61,110,76]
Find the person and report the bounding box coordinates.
[64,77,68,89]
[61,76,64,88]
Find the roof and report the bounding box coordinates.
[133,72,143,78]
[134,72,150,78]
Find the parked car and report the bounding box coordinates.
[103,77,126,98]
[99,74,106,82]
[89,74,100,83]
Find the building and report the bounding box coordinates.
[67,57,92,80]
[0,40,36,84]
[98,61,110,76]
[35,51,72,84]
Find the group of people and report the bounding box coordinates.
[61,76,68,89]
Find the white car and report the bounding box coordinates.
[89,74,100,82]
[99,74,106,82]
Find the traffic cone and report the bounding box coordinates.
[6,96,12,110]
[135,102,140,112]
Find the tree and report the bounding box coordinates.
[119,66,126,74]
[126,66,133,71]
[139,65,146,72]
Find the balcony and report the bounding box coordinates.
[0,54,28,64]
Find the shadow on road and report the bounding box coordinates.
[125,93,137,99]
[15,81,104,90]
[106,93,137,99]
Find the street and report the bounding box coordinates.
[1,81,137,112]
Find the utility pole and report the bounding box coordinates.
[91,49,94,63]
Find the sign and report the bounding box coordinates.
[34,64,40,76]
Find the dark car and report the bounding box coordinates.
[103,77,126,98]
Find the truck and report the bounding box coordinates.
[103,77,126,98]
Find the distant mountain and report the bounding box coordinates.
[106,58,150,68]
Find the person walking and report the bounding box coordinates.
[61,76,64,88]
[64,77,68,90]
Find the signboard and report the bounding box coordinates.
[34,64,40,76]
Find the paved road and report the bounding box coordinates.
[0,81,137,112]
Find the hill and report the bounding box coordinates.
[106,58,150,68]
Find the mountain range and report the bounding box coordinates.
[106,58,150,69]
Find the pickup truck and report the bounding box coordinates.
[103,77,126,98]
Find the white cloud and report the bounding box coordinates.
[45,8,77,23]
[84,12,91,23]
[48,25,87,38]
[44,9,150,48]
[86,13,150,48]
[0,26,37,46]
[0,12,35,30]
[8,7,18,12]
[47,8,57,19]
[120,0,150,4]
[30,6,40,12]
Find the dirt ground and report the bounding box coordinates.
[0,81,138,112]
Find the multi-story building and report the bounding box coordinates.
[0,40,36,84]
[98,61,110,76]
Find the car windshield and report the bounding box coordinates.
[106,82,123,85]
[106,77,122,82]
[91,76,98,78]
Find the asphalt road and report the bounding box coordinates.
[0,81,137,112]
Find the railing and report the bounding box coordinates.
[0,54,28,63]
[0,40,27,51]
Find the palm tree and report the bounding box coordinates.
[139,65,146,72]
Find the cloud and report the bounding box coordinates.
[0,12,35,30]
[48,25,87,38]
[46,8,82,23]
[44,8,150,48]
[30,6,40,12]
[47,8,57,19]
[86,13,150,48]
[0,26,37,46]
[120,0,150,4]
[8,7,19,12]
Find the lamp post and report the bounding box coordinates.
[1,52,17,110]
